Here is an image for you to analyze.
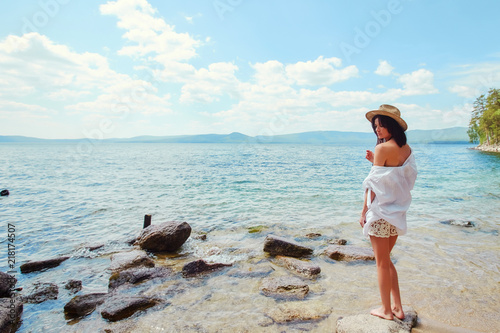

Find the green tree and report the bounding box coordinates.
[468,88,500,145]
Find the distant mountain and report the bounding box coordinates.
[0,127,471,144]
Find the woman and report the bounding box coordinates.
[359,104,417,320]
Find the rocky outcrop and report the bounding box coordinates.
[0,272,16,297]
[336,306,418,333]
[182,259,232,277]
[21,282,58,304]
[0,298,23,333]
[20,256,70,274]
[64,280,82,294]
[109,266,173,290]
[109,250,154,272]
[135,221,191,252]
[260,276,309,300]
[274,256,321,278]
[473,143,500,153]
[325,245,375,261]
[100,295,159,322]
[263,235,313,258]
[265,301,331,323]
[64,293,108,319]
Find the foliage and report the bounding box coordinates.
[468,88,500,145]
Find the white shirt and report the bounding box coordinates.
[362,150,417,236]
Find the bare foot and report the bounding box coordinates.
[392,307,405,320]
[370,307,394,320]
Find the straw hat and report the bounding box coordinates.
[365,104,408,131]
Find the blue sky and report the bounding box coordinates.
[1,0,500,139]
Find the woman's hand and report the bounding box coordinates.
[365,150,374,163]
[359,215,366,228]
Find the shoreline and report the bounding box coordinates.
[471,143,500,153]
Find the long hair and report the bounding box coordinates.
[371,115,407,147]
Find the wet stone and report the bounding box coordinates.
[0,298,23,333]
[440,219,475,228]
[0,271,16,297]
[325,245,375,261]
[265,301,332,323]
[22,282,58,304]
[260,275,309,300]
[135,221,191,253]
[109,266,173,291]
[263,235,313,258]
[101,295,160,322]
[109,250,154,273]
[336,306,418,333]
[182,259,232,278]
[274,256,321,278]
[20,256,70,274]
[64,293,108,319]
[64,280,82,294]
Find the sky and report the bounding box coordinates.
[1,0,500,139]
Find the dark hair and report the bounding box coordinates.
[371,115,407,147]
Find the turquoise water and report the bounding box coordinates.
[0,143,499,332]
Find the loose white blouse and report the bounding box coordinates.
[362,150,418,237]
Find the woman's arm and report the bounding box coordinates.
[359,189,375,227]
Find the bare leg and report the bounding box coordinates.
[370,235,394,320]
[388,235,404,320]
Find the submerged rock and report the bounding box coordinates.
[260,276,309,300]
[440,219,475,228]
[263,235,313,258]
[0,298,23,333]
[0,271,16,297]
[305,232,322,239]
[64,280,82,294]
[336,306,418,333]
[20,256,70,274]
[109,266,173,290]
[101,295,160,322]
[265,301,331,323]
[182,259,232,277]
[325,245,375,261]
[135,221,191,252]
[328,238,348,245]
[109,250,154,272]
[274,256,321,278]
[64,293,108,319]
[22,282,58,304]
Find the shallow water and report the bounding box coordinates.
[0,142,499,332]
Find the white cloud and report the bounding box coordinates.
[448,85,478,98]
[446,62,500,99]
[252,60,291,86]
[285,56,359,86]
[398,69,438,95]
[375,60,394,76]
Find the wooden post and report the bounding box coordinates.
[144,214,151,229]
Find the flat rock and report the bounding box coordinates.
[109,250,154,272]
[109,266,173,290]
[266,301,331,323]
[274,256,321,278]
[0,298,23,333]
[135,221,191,252]
[263,235,313,258]
[325,245,375,261]
[101,295,159,322]
[182,259,232,277]
[21,282,58,304]
[64,293,108,319]
[20,256,70,274]
[0,271,16,297]
[260,276,309,300]
[329,238,348,245]
[227,266,275,278]
[337,306,418,333]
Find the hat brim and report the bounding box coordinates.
[366,110,408,131]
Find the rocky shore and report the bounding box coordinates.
[4,220,424,332]
[471,143,500,153]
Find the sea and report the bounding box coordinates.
[0,142,499,332]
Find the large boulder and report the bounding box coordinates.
[260,276,309,300]
[135,221,191,252]
[263,235,313,258]
[20,256,70,274]
[274,256,321,278]
[100,295,160,322]
[325,245,375,261]
[21,282,58,304]
[0,271,16,297]
[0,298,23,333]
[109,250,154,273]
[336,306,418,333]
[109,266,173,291]
[182,259,232,278]
[64,293,108,319]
